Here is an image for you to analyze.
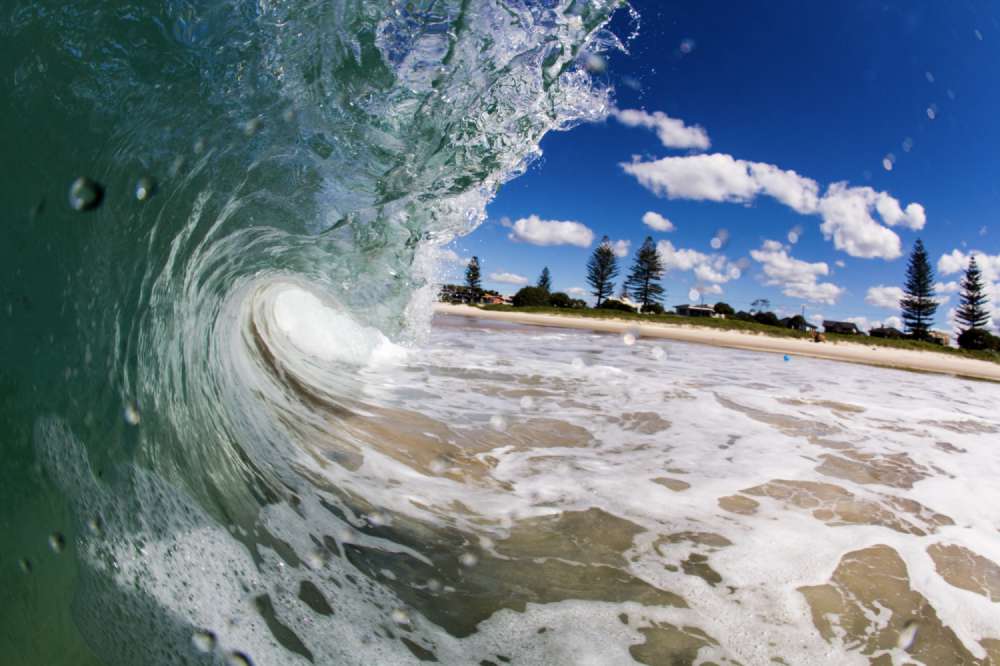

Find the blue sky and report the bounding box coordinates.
[445,0,1000,332]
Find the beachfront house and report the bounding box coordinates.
[674,304,716,318]
[869,326,903,339]
[780,316,818,332]
[823,320,862,335]
[928,330,950,346]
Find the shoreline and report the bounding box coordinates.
[434,303,1000,382]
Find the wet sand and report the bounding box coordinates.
[435,304,1000,382]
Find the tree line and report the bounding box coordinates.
[463,236,996,352]
[899,239,996,350]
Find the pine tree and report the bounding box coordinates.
[900,239,938,340]
[464,256,482,296]
[956,255,990,331]
[537,266,552,292]
[586,236,618,306]
[625,236,665,310]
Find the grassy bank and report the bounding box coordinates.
[474,304,1000,366]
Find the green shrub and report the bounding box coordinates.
[512,286,551,307]
[597,299,636,313]
[753,311,781,327]
[548,291,572,308]
[570,298,588,309]
[713,302,735,316]
[641,302,665,315]
[957,328,1000,351]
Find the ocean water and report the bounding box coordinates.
[3,1,1000,664]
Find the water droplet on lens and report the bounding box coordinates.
[17,558,32,573]
[193,138,205,154]
[924,71,935,83]
[281,108,295,123]
[898,621,918,649]
[391,608,411,626]
[429,457,447,474]
[489,415,507,432]
[86,517,102,536]
[679,38,695,54]
[243,118,261,136]
[926,106,937,120]
[169,155,185,177]
[225,651,253,666]
[622,331,637,346]
[135,177,156,201]
[882,157,893,171]
[48,532,66,553]
[426,578,442,593]
[123,402,141,426]
[710,237,722,250]
[192,630,216,653]
[688,288,700,302]
[584,53,606,73]
[367,512,390,527]
[519,396,534,410]
[459,552,479,568]
[571,357,584,369]
[68,177,104,212]
[651,346,665,361]
[902,137,914,153]
[305,548,325,569]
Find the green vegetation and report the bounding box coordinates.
[624,236,665,309]
[900,239,938,340]
[465,256,481,293]
[537,266,552,292]
[473,304,1000,365]
[586,236,619,307]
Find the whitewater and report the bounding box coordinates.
[3,1,1000,664]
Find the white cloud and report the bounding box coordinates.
[611,239,631,258]
[844,315,905,333]
[621,153,926,260]
[614,109,711,150]
[656,240,741,284]
[507,214,594,247]
[750,240,844,305]
[865,285,904,309]
[642,211,675,232]
[935,280,960,293]
[436,248,470,265]
[489,272,529,285]
[566,287,589,298]
[882,315,904,330]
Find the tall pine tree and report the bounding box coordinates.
[956,255,990,331]
[625,236,665,310]
[537,266,552,292]
[586,236,618,306]
[900,239,938,340]
[464,256,482,296]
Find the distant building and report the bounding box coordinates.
[481,293,505,305]
[674,304,717,318]
[869,326,903,339]
[928,330,950,346]
[607,295,642,310]
[780,316,818,332]
[823,320,862,335]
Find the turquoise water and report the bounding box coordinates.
[0,2,621,663]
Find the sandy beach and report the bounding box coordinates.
[434,303,1000,382]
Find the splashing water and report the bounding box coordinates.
[0,1,623,663]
